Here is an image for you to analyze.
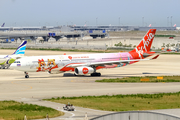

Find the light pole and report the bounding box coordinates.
[119,17,120,26]
[171,16,173,27]
[142,17,144,27]
[71,21,73,26]
[167,17,169,27]
[96,17,98,26]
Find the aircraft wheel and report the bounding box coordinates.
[91,73,101,76]
[25,75,29,78]
[97,73,101,76]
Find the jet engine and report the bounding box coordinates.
[75,67,95,75]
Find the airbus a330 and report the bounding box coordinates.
[11,29,159,78]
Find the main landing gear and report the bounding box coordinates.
[24,71,29,78]
[91,73,101,76]
[90,66,101,76]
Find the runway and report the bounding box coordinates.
[0,49,180,119]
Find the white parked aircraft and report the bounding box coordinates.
[0,41,27,69]
[11,29,159,78]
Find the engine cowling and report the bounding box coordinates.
[75,67,95,75]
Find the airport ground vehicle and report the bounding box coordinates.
[63,104,75,111]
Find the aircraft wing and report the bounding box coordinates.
[66,55,159,68]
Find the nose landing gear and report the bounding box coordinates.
[24,71,29,78]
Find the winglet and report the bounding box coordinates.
[13,41,27,55]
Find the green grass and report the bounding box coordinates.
[0,47,132,53]
[45,92,180,111]
[1,46,179,54]
[95,76,180,83]
[0,47,109,53]
[154,35,176,37]
[162,52,180,54]
[0,100,64,120]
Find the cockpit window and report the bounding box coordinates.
[14,61,20,63]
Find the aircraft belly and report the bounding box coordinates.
[27,67,37,72]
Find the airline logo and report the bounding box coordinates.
[82,67,89,74]
[142,32,154,52]
[17,64,21,66]
[68,56,72,60]
[13,41,27,55]
[135,29,155,58]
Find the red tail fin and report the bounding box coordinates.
[129,29,156,59]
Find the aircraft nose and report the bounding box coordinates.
[10,63,17,69]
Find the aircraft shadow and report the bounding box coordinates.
[15,72,166,79]
[63,72,165,78]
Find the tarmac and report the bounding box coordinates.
[0,49,180,120]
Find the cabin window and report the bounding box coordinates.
[14,61,20,63]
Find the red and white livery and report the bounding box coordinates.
[11,29,159,78]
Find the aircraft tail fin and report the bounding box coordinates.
[12,41,27,55]
[129,29,156,59]
[1,23,5,27]
[132,29,156,52]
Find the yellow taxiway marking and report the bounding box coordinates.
[70,77,109,83]
[11,81,32,91]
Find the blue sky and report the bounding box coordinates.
[0,0,179,27]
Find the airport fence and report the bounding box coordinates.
[90,111,180,120]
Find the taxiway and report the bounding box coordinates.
[0,49,180,119]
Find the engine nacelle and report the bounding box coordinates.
[75,67,95,75]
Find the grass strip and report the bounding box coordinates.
[155,35,176,37]
[0,100,64,120]
[0,47,108,53]
[0,47,164,53]
[162,52,180,54]
[1,47,180,54]
[45,92,180,111]
[95,76,180,83]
